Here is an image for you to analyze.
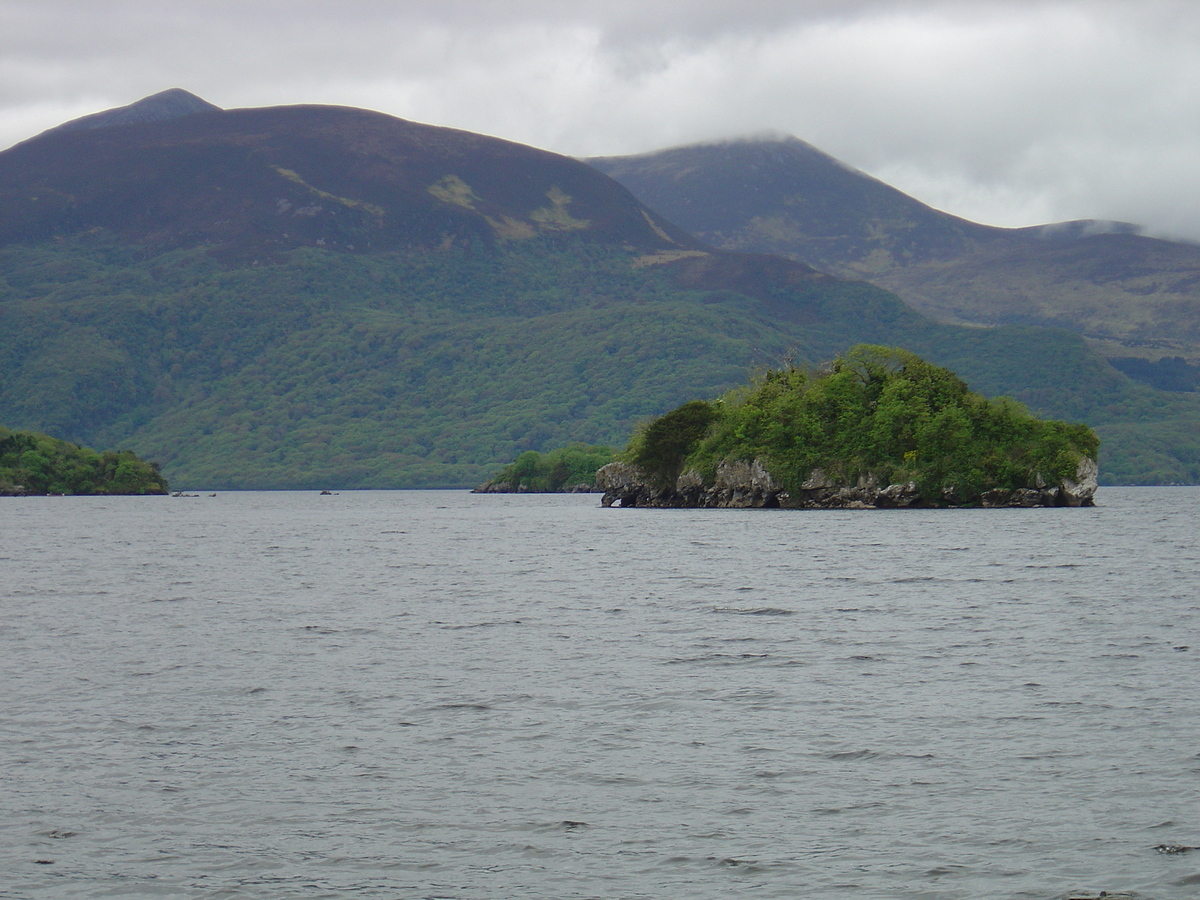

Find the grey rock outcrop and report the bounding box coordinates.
[597,456,1097,509]
[1061,456,1099,506]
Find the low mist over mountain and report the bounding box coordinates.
[2,92,1200,487]
[588,137,1200,374]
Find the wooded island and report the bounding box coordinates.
[0,428,169,496]
[598,346,1098,508]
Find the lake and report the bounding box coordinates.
[1,488,1198,899]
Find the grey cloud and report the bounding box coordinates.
[2,0,1199,239]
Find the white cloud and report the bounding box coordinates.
[1,0,1199,239]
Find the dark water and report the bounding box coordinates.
[2,488,1198,899]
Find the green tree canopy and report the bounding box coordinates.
[0,427,168,495]
[628,345,1099,505]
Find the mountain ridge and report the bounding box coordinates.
[587,136,1200,364]
[1,97,702,260]
[3,92,1200,487]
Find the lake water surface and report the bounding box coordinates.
[2,488,1198,899]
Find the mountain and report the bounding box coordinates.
[591,136,1000,270]
[2,95,699,257]
[587,137,1200,371]
[27,88,223,141]
[2,93,1200,487]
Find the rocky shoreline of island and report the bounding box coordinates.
[595,456,1097,509]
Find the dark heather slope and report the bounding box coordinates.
[1,101,702,258]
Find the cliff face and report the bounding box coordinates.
[596,457,1098,509]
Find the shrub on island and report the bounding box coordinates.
[0,427,169,496]
[598,345,1099,508]
[474,443,616,493]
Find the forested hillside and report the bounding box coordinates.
[2,94,1199,488]
[3,230,1197,487]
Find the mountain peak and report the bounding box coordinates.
[0,100,699,257]
[33,89,222,141]
[588,135,994,275]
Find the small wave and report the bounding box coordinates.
[708,856,764,873]
[665,653,771,666]
[925,865,967,876]
[581,773,644,786]
[713,606,795,616]
[1036,700,1088,708]
[826,749,878,761]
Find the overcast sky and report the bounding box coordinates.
[3,0,1199,240]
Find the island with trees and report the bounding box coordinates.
[595,346,1099,509]
[0,427,169,496]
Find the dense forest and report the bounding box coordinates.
[0,427,168,495]
[3,233,1199,488]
